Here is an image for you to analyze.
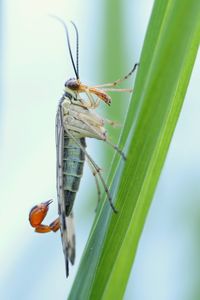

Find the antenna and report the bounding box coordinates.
[70,21,79,79]
[50,16,79,79]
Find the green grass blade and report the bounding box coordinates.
[69,0,200,299]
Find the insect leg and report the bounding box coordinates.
[86,157,101,210]
[76,90,98,109]
[105,138,126,160]
[92,63,139,88]
[75,115,126,160]
[65,128,117,213]
[85,90,100,109]
[104,118,120,127]
[101,88,132,92]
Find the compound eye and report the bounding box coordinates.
[65,78,79,90]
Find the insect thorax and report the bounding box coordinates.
[60,87,107,140]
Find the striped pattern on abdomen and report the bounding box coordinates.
[63,134,86,215]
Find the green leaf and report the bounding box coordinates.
[69,0,200,299]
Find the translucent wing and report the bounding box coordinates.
[56,100,76,277]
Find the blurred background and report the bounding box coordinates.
[0,0,200,299]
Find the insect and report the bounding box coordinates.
[29,18,138,277]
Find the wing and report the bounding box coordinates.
[56,101,76,277]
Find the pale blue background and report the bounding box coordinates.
[0,1,200,299]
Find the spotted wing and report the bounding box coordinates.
[56,101,76,277]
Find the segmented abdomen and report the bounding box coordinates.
[63,134,86,215]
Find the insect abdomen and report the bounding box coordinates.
[63,135,86,215]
